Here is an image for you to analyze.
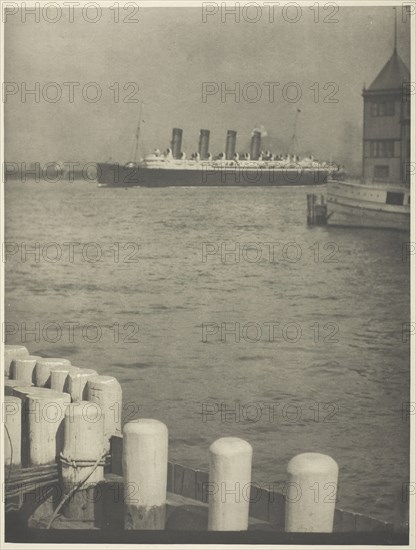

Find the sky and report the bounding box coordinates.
[4,5,411,171]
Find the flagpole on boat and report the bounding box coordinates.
[291,108,301,154]
[132,101,144,164]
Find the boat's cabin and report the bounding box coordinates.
[385,190,411,206]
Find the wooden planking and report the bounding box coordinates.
[6,444,400,533]
[248,486,269,522]
[9,471,400,534]
[332,508,395,532]
[7,480,59,518]
[167,461,174,492]
[165,493,209,531]
[172,463,185,497]
[355,512,394,533]
[5,463,59,509]
[108,438,398,533]
[7,462,58,481]
[267,489,285,529]
[195,469,209,503]
[100,476,124,530]
[172,463,200,501]
[110,435,123,476]
[178,465,198,500]
[334,508,356,532]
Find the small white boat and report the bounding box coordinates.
[326,179,410,231]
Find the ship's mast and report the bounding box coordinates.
[393,6,397,52]
[291,109,300,154]
[131,101,144,163]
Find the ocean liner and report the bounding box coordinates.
[97,124,338,188]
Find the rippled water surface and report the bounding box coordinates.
[4,180,410,523]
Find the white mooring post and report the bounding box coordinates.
[12,385,40,466]
[4,345,29,377]
[4,395,22,467]
[123,419,168,529]
[86,375,122,450]
[60,401,105,521]
[10,355,41,384]
[4,379,32,396]
[26,388,71,465]
[50,364,80,393]
[34,357,71,387]
[67,369,98,401]
[12,385,37,404]
[208,437,253,531]
[285,452,339,532]
[12,385,56,466]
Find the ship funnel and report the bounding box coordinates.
[199,129,210,160]
[171,128,183,159]
[250,131,261,160]
[225,130,237,160]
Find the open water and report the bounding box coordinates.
[4,180,410,524]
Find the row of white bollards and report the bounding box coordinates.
[122,421,338,532]
[4,345,339,532]
[3,345,122,469]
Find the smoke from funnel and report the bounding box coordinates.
[251,125,268,138]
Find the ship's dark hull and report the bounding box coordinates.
[97,163,330,187]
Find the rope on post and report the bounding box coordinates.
[59,401,105,522]
[46,448,107,529]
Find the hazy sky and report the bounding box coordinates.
[4,5,411,170]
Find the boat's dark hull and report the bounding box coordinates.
[96,163,330,187]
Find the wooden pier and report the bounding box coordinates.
[307,193,328,226]
[2,344,408,543]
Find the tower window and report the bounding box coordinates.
[369,140,395,158]
[371,102,395,116]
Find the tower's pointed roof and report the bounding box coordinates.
[368,49,410,91]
